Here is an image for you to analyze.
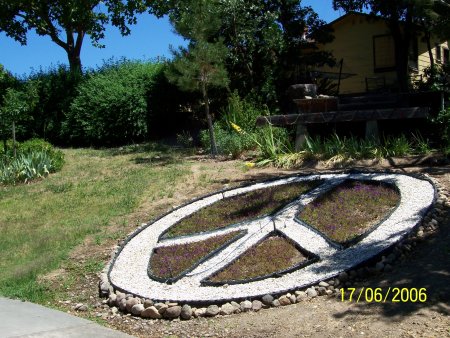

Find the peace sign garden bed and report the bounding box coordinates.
[100,170,443,320]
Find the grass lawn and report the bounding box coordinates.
[0,144,191,303]
[164,180,321,238]
[297,180,400,244]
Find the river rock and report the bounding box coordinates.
[108,294,117,307]
[220,303,235,316]
[125,298,140,313]
[180,305,192,320]
[252,300,263,312]
[163,306,182,319]
[118,298,127,311]
[240,300,252,312]
[131,304,144,316]
[197,308,207,317]
[261,294,274,306]
[307,287,318,298]
[205,305,220,317]
[141,306,162,319]
[296,291,307,302]
[154,303,168,314]
[278,295,291,306]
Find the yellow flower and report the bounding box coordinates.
[245,162,255,168]
[230,122,243,134]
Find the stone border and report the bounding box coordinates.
[99,170,444,321]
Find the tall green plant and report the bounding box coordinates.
[1,85,37,157]
[165,0,229,157]
[66,60,162,145]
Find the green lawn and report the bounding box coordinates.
[0,145,190,303]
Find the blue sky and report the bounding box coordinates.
[0,1,342,77]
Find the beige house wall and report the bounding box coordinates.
[317,13,449,94]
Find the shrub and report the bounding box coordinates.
[65,60,164,145]
[200,123,255,158]
[432,107,450,150]
[200,94,286,158]
[223,91,263,133]
[25,65,81,144]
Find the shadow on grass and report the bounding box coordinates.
[100,142,176,157]
[133,155,178,166]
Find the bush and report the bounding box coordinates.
[200,94,274,157]
[64,60,164,146]
[222,91,263,133]
[200,123,255,158]
[0,138,64,184]
[25,65,81,144]
[432,107,450,150]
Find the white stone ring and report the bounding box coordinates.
[108,172,435,303]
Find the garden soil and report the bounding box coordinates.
[52,156,450,338]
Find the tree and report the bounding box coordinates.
[0,1,151,73]
[333,0,450,91]
[0,84,37,157]
[155,0,333,106]
[0,64,18,153]
[165,0,229,157]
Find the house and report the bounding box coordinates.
[316,12,449,95]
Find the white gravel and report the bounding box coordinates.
[108,173,435,303]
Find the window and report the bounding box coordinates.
[373,35,396,72]
[444,48,449,65]
[436,44,442,63]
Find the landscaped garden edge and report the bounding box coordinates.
[98,169,444,321]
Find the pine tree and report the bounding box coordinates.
[165,0,229,157]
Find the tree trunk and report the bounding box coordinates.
[2,138,7,154]
[68,49,82,74]
[202,83,218,157]
[425,31,434,69]
[12,121,16,159]
[391,23,410,92]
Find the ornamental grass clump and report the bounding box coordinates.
[208,235,308,283]
[0,139,64,185]
[164,180,321,238]
[149,231,243,281]
[298,180,400,244]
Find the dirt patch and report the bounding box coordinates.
[51,158,450,338]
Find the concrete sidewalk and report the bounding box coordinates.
[0,297,133,338]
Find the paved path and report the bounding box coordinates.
[0,297,133,338]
